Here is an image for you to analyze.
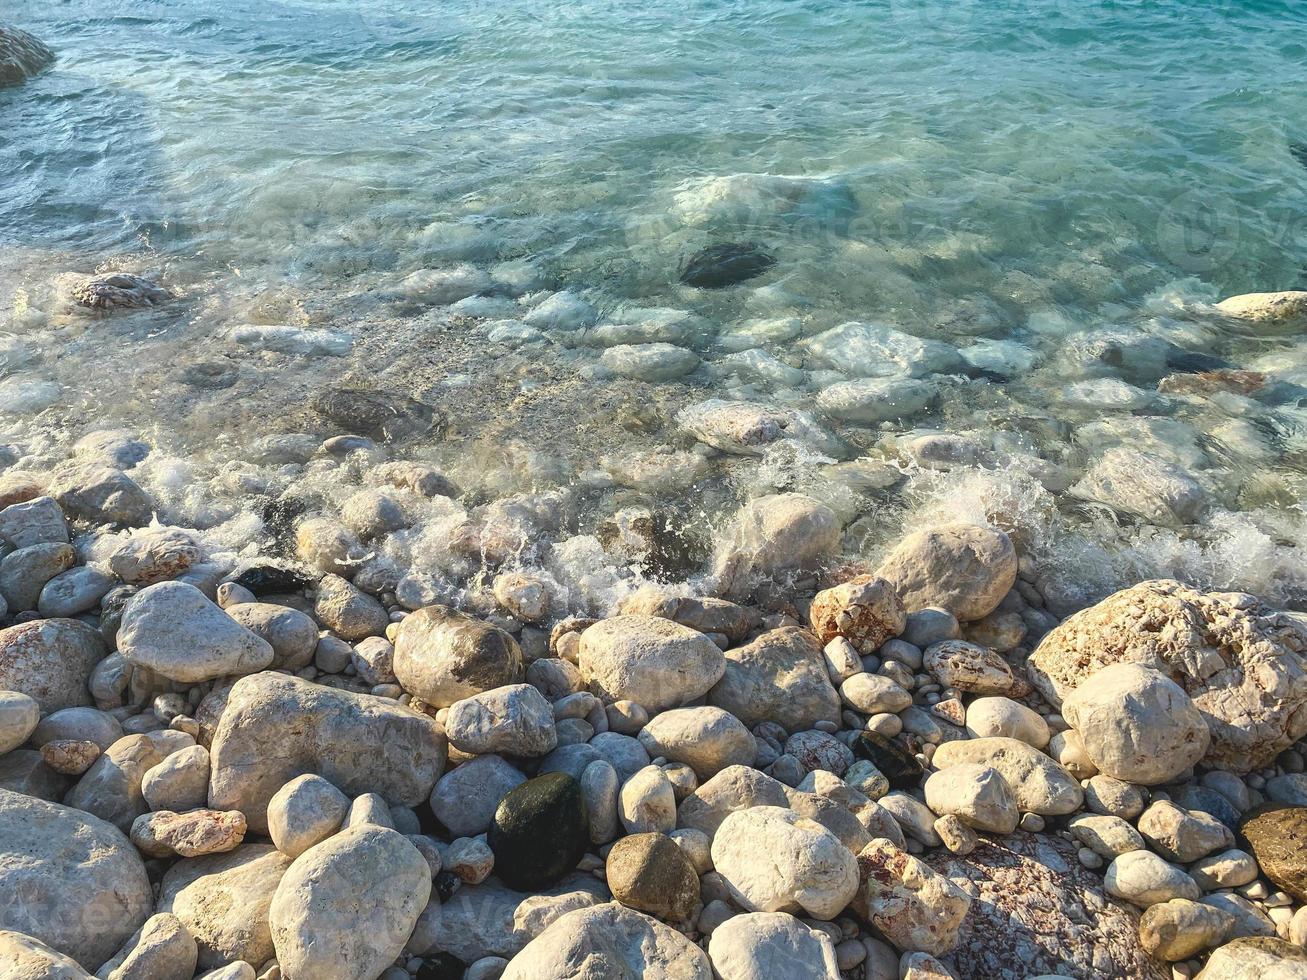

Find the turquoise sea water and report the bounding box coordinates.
[3,0,1307,610]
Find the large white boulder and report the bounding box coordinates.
[269,826,431,980]
[207,673,446,834]
[711,806,859,920]
[578,616,725,713]
[635,706,756,779]
[501,903,711,980]
[0,789,151,969]
[707,911,841,980]
[1063,663,1209,785]
[875,524,1017,622]
[1028,580,1307,771]
[117,582,273,683]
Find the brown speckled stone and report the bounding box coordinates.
[1239,804,1307,902]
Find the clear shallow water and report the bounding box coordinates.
[3,0,1307,612]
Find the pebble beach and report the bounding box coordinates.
[6,5,1307,980]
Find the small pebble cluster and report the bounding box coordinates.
[2,448,1307,980]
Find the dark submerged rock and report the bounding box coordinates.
[679,242,776,289]
[487,772,589,891]
[852,731,924,790]
[180,361,239,390]
[310,387,439,441]
[1164,346,1234,374]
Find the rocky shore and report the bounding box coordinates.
[7,19,1307,980]
[2,444,1307,980]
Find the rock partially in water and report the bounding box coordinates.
[0,24,53,86]
[680,242,776,289]
[310,386,439,440]
[47,463,154,528]
[924,832,1166,979]
[713,493,842,600]
[392,604,524,708]
[1291,140,1307,170]
[72,274,169,312]
[1214,290,1307,334]
[180,360,239,390]
[875,523,1017,623]
[1070,448,1209,527]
